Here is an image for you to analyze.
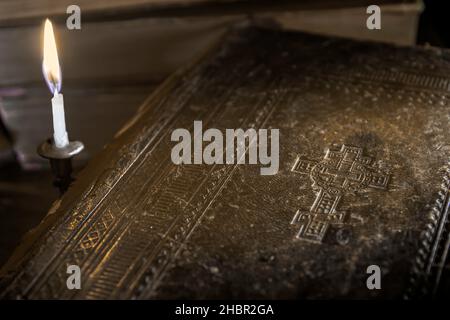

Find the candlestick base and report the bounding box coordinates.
[37,139,84,194]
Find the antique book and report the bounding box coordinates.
[1,26,449,299]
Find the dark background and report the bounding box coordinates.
[418,0,450,47]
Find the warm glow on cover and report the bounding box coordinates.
[43,19,61,94]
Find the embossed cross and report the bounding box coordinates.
[291,145,389,243]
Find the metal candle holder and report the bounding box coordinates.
[37,138,84,195]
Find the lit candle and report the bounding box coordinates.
[42,19,69,148]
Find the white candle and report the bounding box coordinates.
[42,19,69,148]
[51,92,69,148]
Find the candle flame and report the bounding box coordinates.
[42,19,61,95]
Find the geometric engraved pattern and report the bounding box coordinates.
[291,145,390,243]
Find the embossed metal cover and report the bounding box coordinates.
[1,27,449,299]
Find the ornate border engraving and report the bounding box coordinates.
[405,160,450,299]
